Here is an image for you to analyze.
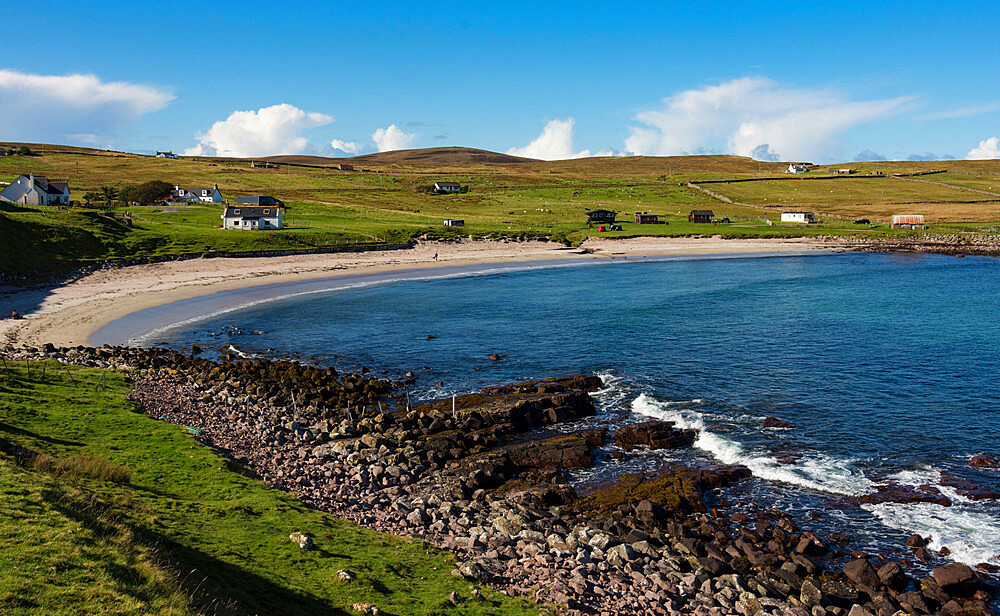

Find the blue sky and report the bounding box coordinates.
[2,0,999,162]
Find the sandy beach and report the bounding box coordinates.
[0,236,837,348]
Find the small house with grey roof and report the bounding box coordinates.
[0,174,70,206]
[234,195,284,207]
[221,204,284,230]
[173,184,222,203]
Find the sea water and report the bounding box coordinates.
[135,252,1000,571]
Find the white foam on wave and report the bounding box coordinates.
[885,467,974,505]
[631,393,874,497]
[864,501,1000,567]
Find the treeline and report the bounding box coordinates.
[83,180,174,208]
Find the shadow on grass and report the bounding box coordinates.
[0,421,84,448]
[44,485,350,616]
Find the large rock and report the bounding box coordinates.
[762,416,796,429]
[932,562,981,596]
[289,531,313,550]
[876,562,907,592]
[614,420,697,452]
[843,558,880,592]
[505,429,605,469]
[969,454,998,469]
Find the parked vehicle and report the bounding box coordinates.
[718,217,731,223]
[609,224,623,231]
[853,218,871,224]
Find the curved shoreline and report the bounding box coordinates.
[0,236,836,348]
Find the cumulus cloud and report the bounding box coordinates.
[625,77,913,163]
[967,137,1000,160]
[330,139,360,154]
[372,124,417,152]
[0,68,172,144]
[507,118,592,160]
[185,103,332,157]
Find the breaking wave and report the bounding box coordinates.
[631,393,874,497]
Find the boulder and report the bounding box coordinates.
[968,453,998,469]
[843,558,881,592]
[505,429,605,469]
[762,416,796,429]
[932,562,980,596]
[876,562,907,592]
[289,531,313,550]
[614,420,697,452]
[457,560,493,582]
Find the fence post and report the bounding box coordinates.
[25,359,30,379]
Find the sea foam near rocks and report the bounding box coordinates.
[631,392,874,496]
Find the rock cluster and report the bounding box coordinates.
[5,344,998,616]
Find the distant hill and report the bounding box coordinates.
[263,146,537,167]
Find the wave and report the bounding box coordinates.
[885,467,975,505]
[864,501,1000,567]
[631,393,874,496]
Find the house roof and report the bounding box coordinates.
[40,180,69,195]
[434,181,461,187]
[223,206,283,218]
[179,186,215,194]
[21,175,69,195]
[690,210,714,216]
[235,195,283,206]
[586,209,615,215]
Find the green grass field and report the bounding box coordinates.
[3,147,1000,275]
[0,362,538,615]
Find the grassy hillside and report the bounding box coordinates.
[0,361,538,615]
[2,144,1000,275]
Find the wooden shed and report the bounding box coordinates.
[634,212,659,224]
[689,210,714,223]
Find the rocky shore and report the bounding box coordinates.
[5,344,998,616]
[828,233,1000,257]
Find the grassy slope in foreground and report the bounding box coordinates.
[0,361,537,616]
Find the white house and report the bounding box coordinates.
[222,205,283,230]
[0,174,70,205]
[443,218,465,227]
[787,164,810,174]
[173,184,222,203]
[434,181,462,193]
[156,151,178,159]
[780,211,816,223]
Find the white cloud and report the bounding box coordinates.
[625,77,913,163]
[372,124,417,152]
[330,139,360,154]
[185,103,333,157]
[507,118,592,160]
[922,103,1000,120]
[0,68,172,144]
[967,137,1000,160]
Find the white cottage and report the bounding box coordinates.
[0,174,70,205]
[173,184,222,203]
[787,164,810,174]
[434,181,462,193]
[222,205,283,230]
[780,211,816,223]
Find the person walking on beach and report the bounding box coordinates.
[434,252,438,260]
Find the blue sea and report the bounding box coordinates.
[120,252,1000,571]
